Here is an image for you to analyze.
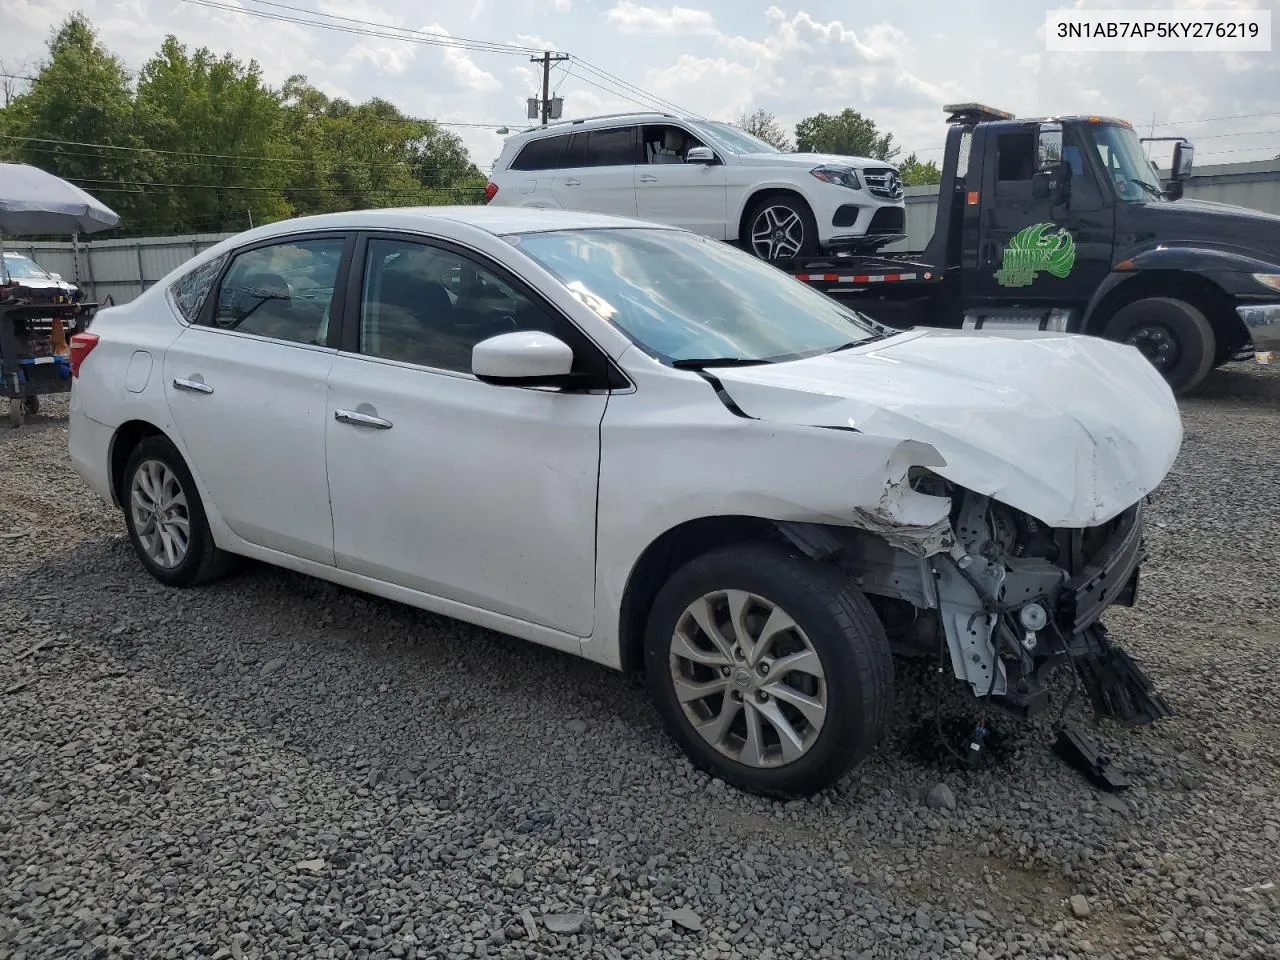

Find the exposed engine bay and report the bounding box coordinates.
[775,470,1172,733]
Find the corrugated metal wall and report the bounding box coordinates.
[13,159,1280,304]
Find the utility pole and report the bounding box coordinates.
[530,51,569,125]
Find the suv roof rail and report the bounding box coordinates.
[943,102,1015,125]
[517,110,677,134]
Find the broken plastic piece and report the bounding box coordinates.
[1054,721,1131,791]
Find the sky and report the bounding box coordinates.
[2,0,1278,173]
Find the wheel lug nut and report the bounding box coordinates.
[732,690,744,702]
[733,648,745,661]
[755,690,769,703]
[757,662,769,676]
[720,666,731,678]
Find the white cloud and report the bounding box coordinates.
[605,2,715,34]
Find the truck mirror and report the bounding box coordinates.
[1032,161,1069,203]
[1171,140,1194,180]
[1037,122,1064,169]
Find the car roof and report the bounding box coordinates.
[504,112,698,143]
[208,205,671,245]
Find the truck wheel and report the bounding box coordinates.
[644,542,893,798]
[8,399,25,429]
[1101,297,1215,395]
[745,196,819,261]
[24,395,40,416]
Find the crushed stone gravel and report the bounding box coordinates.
[3,365,1280,960]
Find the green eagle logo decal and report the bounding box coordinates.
[994,222,1077,288]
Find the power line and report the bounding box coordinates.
[174,0,541,56]
[570,56,702,119]
[1,135,495,171]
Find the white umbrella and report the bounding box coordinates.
[0,162,120,282]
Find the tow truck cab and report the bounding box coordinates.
[798,103,1280,394]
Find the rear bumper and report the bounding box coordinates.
[67,396,118,506]
[1237,302,1280,352]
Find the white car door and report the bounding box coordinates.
[162,232,351,565]
[323,233,614,639]
[636,123,728,238]
[548,125,640,217]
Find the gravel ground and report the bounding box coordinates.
[3,364,1280,960]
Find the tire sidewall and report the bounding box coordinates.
[1103,297,1214,394]
[644,544,888,797]
[745,196,820,261]
[122,436,216,587]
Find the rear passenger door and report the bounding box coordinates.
[162,232,352,565]
[548,125,641,217]
[500,133,574,206]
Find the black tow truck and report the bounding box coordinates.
[778,103,1280,394]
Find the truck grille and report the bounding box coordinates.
[863,168,904,201]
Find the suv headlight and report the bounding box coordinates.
[1253,273,1280,293]
[810,166,861,190]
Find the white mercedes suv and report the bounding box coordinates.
[485,112,906,260]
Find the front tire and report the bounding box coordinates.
[644,543,893,798]
[1101,296,1215,395]
[122,435,231,587]
[744,195,820,261]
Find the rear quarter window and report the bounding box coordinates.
[168,253,229,323]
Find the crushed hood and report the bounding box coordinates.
[711,328,1183,528]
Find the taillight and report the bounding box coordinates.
[483,181,499,204]
[69,332,99,378]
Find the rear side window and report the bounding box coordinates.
[168,253,228,323]
[580,126,641,167]
[511,135,569,171]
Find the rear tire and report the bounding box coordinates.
[8,399,24,429]
[1101,296,1215,395]
[24,395,40,416]
[744,195,820,261]
[122,435,232,587]
[644,542,893,798]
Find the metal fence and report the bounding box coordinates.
[13,158,1280,304]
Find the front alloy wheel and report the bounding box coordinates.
[645,543,893,798]
[750,205,807,260]
[670,589,828,768]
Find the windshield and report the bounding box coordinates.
[2,253,52,280]
[690,121,781,156]
[507,228,881,365]
[1089,123,1164,202]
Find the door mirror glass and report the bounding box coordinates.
[1037,123,1064,170]
[472,331,575,386]
[1031,162,1069,203]
[686,146,715,164]
[1172,140,1194,180]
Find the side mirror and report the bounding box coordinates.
[472,331,575,387]
[48,272,63,281]
[686,146,715,164]
[1165,179,1184,202]
[1032,161,1069,203]
[1171,140,1194,180]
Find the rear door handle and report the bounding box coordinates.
[173,377,213,394]
[335,409,392,430]
[562,177,581,186]
[638,174,658,183]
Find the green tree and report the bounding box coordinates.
[794,108,899,161]
[0,14,143,226]
[133,37,291,232]
[736,108,793,152]
[898,152,942,186]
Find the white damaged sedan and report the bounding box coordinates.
[67,207,1183,797]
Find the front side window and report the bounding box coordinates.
[169,252,228,323]
[209,238,345,345]
[358,238,564,374]
[642,124,707,164]
[507,228,881,365]
[1089,123,1165,202]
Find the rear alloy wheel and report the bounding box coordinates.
[1101,296,1216,395]
[122,435,231,587]
[746,197,819,261]
[644,543,893,798]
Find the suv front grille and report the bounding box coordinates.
[863,167,904,201]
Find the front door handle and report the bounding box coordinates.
[638,174,658,183]
[335,408,392,430]
[562,177,582,186]
[173,377,213,394]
